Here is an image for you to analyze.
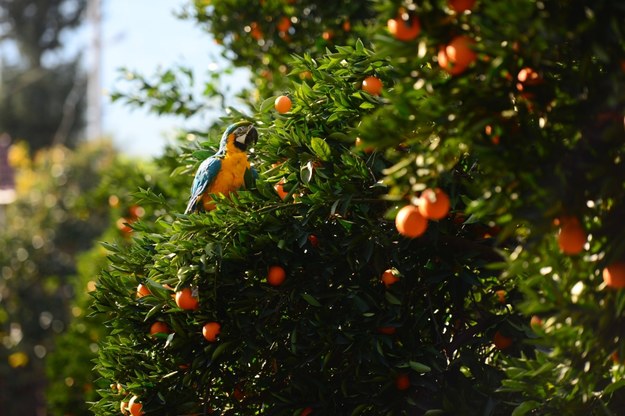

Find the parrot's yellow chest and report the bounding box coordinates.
[201,140,250,210]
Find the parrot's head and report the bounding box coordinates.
[221,121,258,152]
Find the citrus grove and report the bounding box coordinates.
[92,0,625,415]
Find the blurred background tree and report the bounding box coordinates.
[0,140,114,415]
[0,0,87,152]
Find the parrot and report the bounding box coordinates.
[184,122,258,214]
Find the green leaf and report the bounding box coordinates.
[408,361,431,373]
[604,379,625,395]
[511,401,540,416]
[301,293,322,307]
[310,137,332,161]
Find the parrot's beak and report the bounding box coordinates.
[235,124,258,149]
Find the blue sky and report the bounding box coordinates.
[100,0,250,157]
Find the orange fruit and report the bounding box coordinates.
[175,288,199,310]
[557,217,586,255]
[355,137,374,153]
[381,269,399,287]
[493,331,513,350]
[361,76,383,96]
[267,265,286,286]
[276,16,291,33]
[274,95,292,113]
[377,326,397,335]
[322,30,333,41]
[136,283,151,298]
[308,234,319,248]
[448,0,476,12]
[129,205,145,219]
[342,20,351,32]
[300,407,314,416]
[233,387,245,401]
[603,262,625,289]
[116,217,133,234]
[395,373,411,390]
[530,315,543,330]
[150,321,170,336]
[121,401,129,415]
[395,205,428,238]
[274,178,289,200]
[495,289,506,304]
[109,194,120,208]
[203,322,221,342]
[387,15,421,41]
[517,67,541,86]
[418,188,450,220]
[250,22,263,40]
[128,396,143,416]
[438,36,477,75]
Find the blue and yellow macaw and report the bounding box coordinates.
[184,122,258,213]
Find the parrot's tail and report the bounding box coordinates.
[184,198,196,214]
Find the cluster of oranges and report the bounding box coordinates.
[395,188,451,238]
[555,216,625,289]
[387,1,478,76]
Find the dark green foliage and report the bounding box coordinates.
[93,41,522,415]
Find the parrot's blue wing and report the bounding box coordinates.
[184,156,222,214]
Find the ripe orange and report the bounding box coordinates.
[322,30,333,41]
[395,205,428,238]
[128,396,143,416]
[395,373,411,390]
[109,194,120,208]
[308,234,319,248]
[203,322,221,342]
[136,283,151,298]
[493,331,513,350]
[517,67,541,86]
[267,265,286,286]
[276,16,291,33]
[250,22,263,40]
[274,178,289,200]
[342,20,351,32]
[274,95,292,113]
[233,387,245,401]
[175,288,199,310]
[530,315,543,330]
[603,262,625,289]
[377,326,397,335]
[361,76,383,96]
[150,321,170,336]
[418,188,451,220]
[129,205,145,219]
[448,0,476,12]
[381,269,399,287]
[438,36,477,75]
[300,407,314,416]
[387,15,421,41]
[557,217,586,255]
[116,217,133,234]
[612,351,622,365]
[495,289,506,304]
[355,137,374,153]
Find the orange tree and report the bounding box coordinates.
[93,0,625,415]
[0,141,115,415]
[45,154,166,416]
